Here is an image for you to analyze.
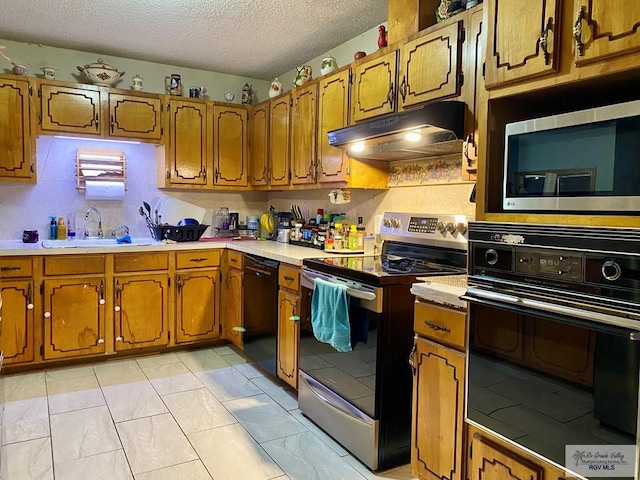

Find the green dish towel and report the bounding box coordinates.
[311,278,352,352]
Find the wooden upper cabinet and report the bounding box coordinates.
[269,93,291,187]
[39,83,103,136]
[0,76,34,181]
[485,0,560,88]
[165,99,209,186]
[399,21,463,109]
[317,68,350,184]
[250,102,269,186]
[291,84,318,185]
[351,50,398,122]
[213,104,249,187]
[574,0,640,65]
[108,93,162,141]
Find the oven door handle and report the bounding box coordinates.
[463,287,640,339]
[301,271,377,301]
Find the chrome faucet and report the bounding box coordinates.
[84,207,103,239]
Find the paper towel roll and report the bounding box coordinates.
[85,180,125,200]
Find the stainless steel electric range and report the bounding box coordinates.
[298,212,472,471]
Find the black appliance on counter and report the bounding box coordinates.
[464,222,640,480]
[242,254,279,375]
[299,212,472,471]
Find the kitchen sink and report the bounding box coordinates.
[41,238,160,248]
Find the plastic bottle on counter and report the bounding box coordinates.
[56,216,67,240]
[349,224,358,250]
[49,216,57,240]
[316,208,324,224]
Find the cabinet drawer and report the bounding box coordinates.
[228,250,244,270]
[414,300,466,349]
[44,255,105,275]
[0,257,33,278]
[176,250,220,269]
[279,265,300,291]
[115,253,169,273]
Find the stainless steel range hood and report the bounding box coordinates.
[327,101,465,161]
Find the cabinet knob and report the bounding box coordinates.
[99,299,105,305]
[44,311,51,318]
[97,338,104,344]
[27,303,34,310]
[114,306,121,312]
[116,336,123,342]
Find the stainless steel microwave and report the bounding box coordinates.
[503,99,640,212]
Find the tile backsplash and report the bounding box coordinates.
[0,137,476,242]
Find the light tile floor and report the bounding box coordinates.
[0,345,417,480]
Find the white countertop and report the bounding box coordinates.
[0,238,341,266]
[411,275,468,309]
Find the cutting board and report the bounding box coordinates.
[154,194,206,226]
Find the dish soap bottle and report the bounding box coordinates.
[56,216,67,240]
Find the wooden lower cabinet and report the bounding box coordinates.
[226,267,243,348]
[175,269,221,343]
[42,277,106,360]
[0,279,35,364]
[411,336,465,480]
[114,274,169,351]
[468,428,546,480]
[277,288,300,389]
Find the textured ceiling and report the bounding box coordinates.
[0,0,387,80]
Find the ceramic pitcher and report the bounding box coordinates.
[165,74,182,96]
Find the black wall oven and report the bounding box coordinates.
[464,222,640,480]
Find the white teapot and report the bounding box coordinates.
[320,56,338,76]
[269,78,282,98]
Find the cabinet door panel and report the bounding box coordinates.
[226,269,243,347]
[0,280,34,364]
[269,95,291,187]
[168,100,208,185]
[277,289,300,389]
[115,275,168,351]
[575,0,640,65]
[43,278,105,359]
[109,93,162,140]
[176,270,220,343]
[213,105,248,187]
[400,21,462,109]
[469,434,543,480]
[485,0,560,88]
[250,102,269,186]
[317,69,350,183]
[412,338,465,480]
[352,51,398,122]
[40,84,102,135]
[0,77,33,180]
[291,84,317,185]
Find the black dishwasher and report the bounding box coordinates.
[243,254,279,375]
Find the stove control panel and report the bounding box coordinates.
[380,212,474,248]
[408,217,438,233]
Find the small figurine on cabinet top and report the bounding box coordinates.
[377,25,388,49]
[131,74,143,91]
[269,78,282,98]
[241,83,254,104]
[293,65,313,87]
